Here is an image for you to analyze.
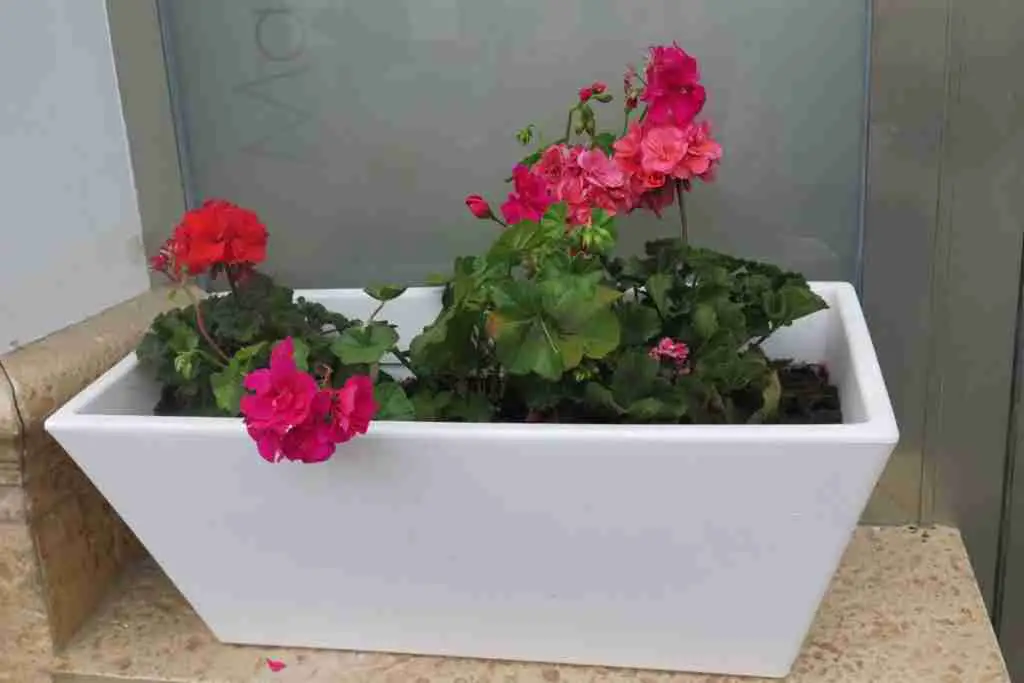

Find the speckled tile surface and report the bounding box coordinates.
[0,521,52,683]
[0,285,195,659]
[53,526,1008,682]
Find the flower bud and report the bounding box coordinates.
[464,194,494,220]
[578,87,593,103]
[515,124,535,146]
[591,81,607,94]
[149,251,169,273]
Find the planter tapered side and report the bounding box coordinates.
[46,283,897,678]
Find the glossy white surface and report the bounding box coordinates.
[47,283,897,678]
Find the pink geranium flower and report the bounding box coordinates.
[240,337,378,464]
[612,116,721,214]
[641,43,706,128]
[528,144,633,227]
[674,121,723,182]
[649,337,690,366]
[613,122,645,175]
[500,165,554,224]
[241,338,319,461]
[578,148,625,189]
[329,375,378,443]
[640,126,688,175]
[534,145,571,184]
[279,392,336,464]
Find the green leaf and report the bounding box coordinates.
[210,342,268,415]
[374,382,415,420]
[210,368,241,415]
[425,272,452,286]
[592,132,617,154]
[778,284,828,323]
[490,312,564,380]
[409,307,482,375]
[290,337,310,372]
[570,307,620,361]
[617,302,662,346]
[490,275,620,378]
[489,221,539,257]
[611,349,660,405]
[646,273,673,317]
[539,202,569,236]
[617,255,653,282]
[364,284,407,302]
[625,397,665,422]
[410,389,453,420]
[445,393,494,422]
[583,382,625,415]
[693,303,719,340]
[206,299,262,343]
[516,148,544,171]
[516,377,569,411]
[173,352,197,380]
[749,369,782,424]
[167,317,201,353]
[331,323,399,365]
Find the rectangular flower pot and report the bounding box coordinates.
[46,282,897,678]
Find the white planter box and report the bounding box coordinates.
[46,283,897,678]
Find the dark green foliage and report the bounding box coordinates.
[140,205,835,426]
[137,273,413,418]
[400,204,830,425]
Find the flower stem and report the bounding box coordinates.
[675,179,689,246]
[392,349,416,373]
[489,215,508,229]
[226,267,241,300]
[182,287,229,365]
[563,106,576,144]
[368,301,386,322]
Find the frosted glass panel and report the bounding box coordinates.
[158,1,867,287]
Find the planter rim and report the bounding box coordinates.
[46,281,898,446]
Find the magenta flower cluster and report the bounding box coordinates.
[240,338,378,464]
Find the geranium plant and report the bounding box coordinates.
[139,42,840,464]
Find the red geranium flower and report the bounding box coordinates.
[170,199,268,275]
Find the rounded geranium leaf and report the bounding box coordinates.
[364,284,407,303]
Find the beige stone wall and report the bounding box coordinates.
[0,288,192,682]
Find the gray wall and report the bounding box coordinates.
[0,0,150,350]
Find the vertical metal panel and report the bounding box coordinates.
[105,0,185,278]
[860,0,951,524]
[927,0,1024,610]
